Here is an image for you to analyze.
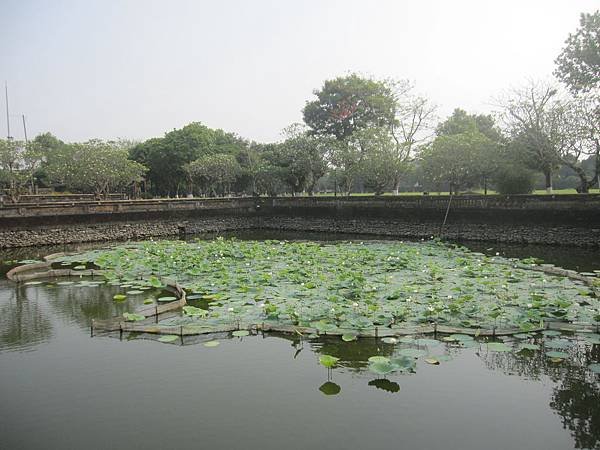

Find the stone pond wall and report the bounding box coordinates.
[0,194,598,248]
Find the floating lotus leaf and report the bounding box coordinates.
[24,281,43,285]
[398,348,427,358]
[113,294,127,301]
[319,381,341,396]
[232,330,250,337]
[158,335,179,343]
[319,355,340,368]
[157,296,177,302]
[369,360,397,375]
[368,356,390,364]
[487,342,511,352]
[204,340,220,347]
[518,343,540,351]
[541,330,562,337]
[449,334,474,341]
[342,333,358,342]
[546,351,569,359]
[381,337,398,344]
[56,281,74,286]
[514,333,532,340]
[73,265,86,270]
[183,306,208,317]
[143,298,154,304]
[123,312,145,322]
[126,290,144,295]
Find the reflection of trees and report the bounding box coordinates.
[0,284,53,351]
[310,336,396,370]
[479,340,600,450]
[46,283,147,327]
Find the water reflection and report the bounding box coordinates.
[0,283,53,352]
[480,341,600,450]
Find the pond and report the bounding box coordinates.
[1,233,599,450]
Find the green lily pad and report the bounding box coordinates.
[342,333,358,342]
[157,296,177,302]
[232,330,250,337]
[204,340,220,347]
[541,330,562,337]
[368,356,390,364]
[546,351,569,359]
[126,290,144,295]
[518,343,540,351]
[319,355,339,368]
[487,342,511,352]
[369,360,397,375]
[398,348,427,358]
[123,312,145,322]
[381,337,398,344]
[158,335,179,343]
[113,294,127,301]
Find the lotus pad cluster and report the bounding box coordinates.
[54,238,600,334]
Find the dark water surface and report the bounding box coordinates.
[1,233,599,450]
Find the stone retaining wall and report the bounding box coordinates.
[0,195,598,248]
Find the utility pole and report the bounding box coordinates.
[4,81,10,140]
[22,114,28,143]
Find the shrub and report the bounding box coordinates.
[493,166,536,195]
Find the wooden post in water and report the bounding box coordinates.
[91,319,94,337]
[155,305,159,323]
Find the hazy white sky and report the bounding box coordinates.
[1,0,596,143]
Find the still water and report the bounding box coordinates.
[0,233,599,450]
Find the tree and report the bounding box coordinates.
[303,74,398,140]
[497,81,566,193]
[184,153,241,196]
[420,131,495,194]
[0,139,43,202]
[551,92,600,192]
[45,140,147,197]
[130,122,246,196]
[278,124,332,195]
[555,11,600,94]
[434,109,502,194]
[389,94,437,194]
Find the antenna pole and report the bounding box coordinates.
[4,81,10,139]
[22,114,28,143]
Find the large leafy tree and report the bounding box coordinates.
[184,153,241,196]
[435,109,503,193]
[45,139,147,197]
[555,11,600,94]
[420,131,496,194]
[277,124,333,196]
[303,74,397,140]
[130,122,246,196]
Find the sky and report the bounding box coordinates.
[1,0,596,144]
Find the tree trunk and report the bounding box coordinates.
[544,171,553,193]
